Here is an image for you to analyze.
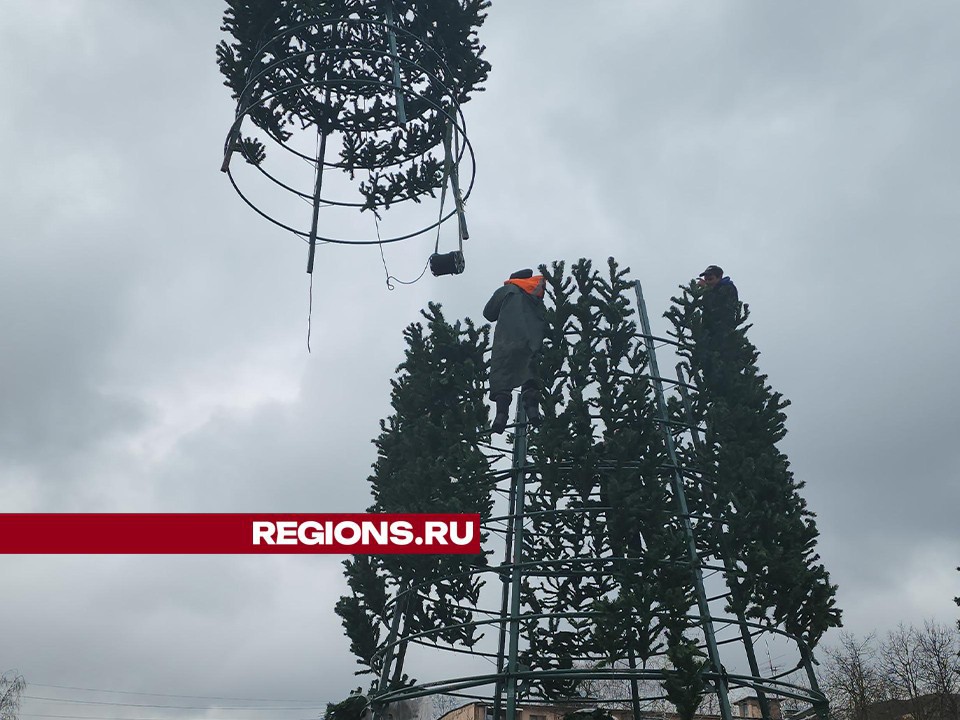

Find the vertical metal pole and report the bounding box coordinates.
[373,583,410,720]
[493,408,521,720]
[505,398,529,720]
[627,651,642,720]
[221,127,239,173]
[376,582,409,696]
[445,118,469,242]
[799,643,830,720]
[221,58,258,173]
[633,280,733,720]
[381,0,407,125]
[306,88,331,275]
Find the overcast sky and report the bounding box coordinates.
[1,0,958,718]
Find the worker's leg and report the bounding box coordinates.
[490,392,512,434]
[520,380,542,428]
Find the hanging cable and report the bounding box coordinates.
[375,212,429,289]
[358,93,430,289]
[371,182,428,289]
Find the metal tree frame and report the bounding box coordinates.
[367,281,830,720]
[220,11,476,269]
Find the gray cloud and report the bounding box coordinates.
[1,0,958,711]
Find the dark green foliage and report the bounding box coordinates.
[665,282,842,649]
[324,692,368,720]
[662,639,708,720]
[335,303,493,683]
[217,0,491,210]
[237,137,266,165]
[519,259,697,699]
[336,556,385,671]
[337,261,840,714]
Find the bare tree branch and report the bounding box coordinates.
[0,672,25,720]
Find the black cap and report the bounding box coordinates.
[699,265,723,277]
[509,268,534,279]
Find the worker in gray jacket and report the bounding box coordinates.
[483,269,547,434]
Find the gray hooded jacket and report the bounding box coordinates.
[483,282,546,398]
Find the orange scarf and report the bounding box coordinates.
[505,275,545,298]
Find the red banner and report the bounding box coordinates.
[0,514,481,554]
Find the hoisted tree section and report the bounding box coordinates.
[217,1,489,272]
[337,259,842,720]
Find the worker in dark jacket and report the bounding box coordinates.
[483,269,547,434]
[696,265,739,387]
[698,264,739,328]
